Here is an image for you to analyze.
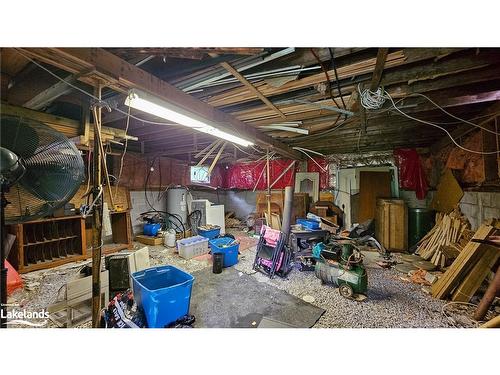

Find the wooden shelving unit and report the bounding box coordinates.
[9,211,133,274]
[8,216,87,274]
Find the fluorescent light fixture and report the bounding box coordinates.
[124,89,254,147]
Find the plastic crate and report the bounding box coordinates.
[131,266,194,328]
[198,226,221,239]
[176,235,209,259]
[209,237,239,268]
[296,218,320,230]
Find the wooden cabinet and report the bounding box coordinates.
[8,216,87,273]
[375,199,408,252]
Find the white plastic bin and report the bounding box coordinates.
[177,235,209,259]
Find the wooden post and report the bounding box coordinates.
[91,83,104,328]
[474,264,500,321]
[266,148,271,225]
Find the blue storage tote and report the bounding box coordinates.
[131,265,194,328]
[296,218,320,230]
[209,237,239,267]
[198,226,221,239]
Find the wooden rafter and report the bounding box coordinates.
[370,48,389,91]
[16,48,301,160]
[220,61,287,120]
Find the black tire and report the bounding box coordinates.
[339,283,354,298]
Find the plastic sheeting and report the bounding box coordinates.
[393,149,428,200]
[7,260,23,295]
[223,159,298,190]
[307,157,330,190]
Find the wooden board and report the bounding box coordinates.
[431,225,496,299]
[69,184,131,211]
[451,244,499,302]
[375,199,408,252]
[430,168,464,213]
[359,171,392,223]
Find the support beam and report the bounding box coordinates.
[430,101,500,152]
[370,48,389,91]
[18,48,301,160]
[220,61,287,119]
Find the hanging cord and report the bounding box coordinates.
[310,48,343,129]
[292,147,328,173]
[114,102,131,200]
[14,49,180,127]
[384,91,499,155]
[82,149,92,197]
[404,92,500,136]
[328,48,347,114]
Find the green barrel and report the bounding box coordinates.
[408,208,435,250]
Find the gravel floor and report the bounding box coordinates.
[8,240,461,328]
[234,248,454,328]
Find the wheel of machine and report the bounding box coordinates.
[339,283,354,298]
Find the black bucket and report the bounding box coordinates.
[212,252,224,274]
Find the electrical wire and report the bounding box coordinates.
[403,92,500,136]
[328,48,347,113]
[114,103,131,200]
[384,92,499,155]
[358,83,386,110]
[14,49,181,127]
[82,149,92,197]
[292,147,328,172]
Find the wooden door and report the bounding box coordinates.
[358,171,392,223]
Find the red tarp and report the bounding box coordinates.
[393,148,429,200]
[219,157,330,190]
[307,157,329,190]
[223,159,299,190]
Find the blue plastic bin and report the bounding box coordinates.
[198,226,221,239]
[296,218,320,230]
[131,265,194,328]
[209,237,239,267]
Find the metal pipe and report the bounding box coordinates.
[474,264,500,321]
[191,65,321,90]
[181,48,296,92]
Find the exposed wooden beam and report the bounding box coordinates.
[370,48,389,91]
[430,101,500,152]
[18,48,301,160]
[220,61,287,119]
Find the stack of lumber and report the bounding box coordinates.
[416,209,470,268]
[431,223,499,301]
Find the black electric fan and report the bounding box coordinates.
[0,115,85,327]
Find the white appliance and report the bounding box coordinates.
[191,199,225,235]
